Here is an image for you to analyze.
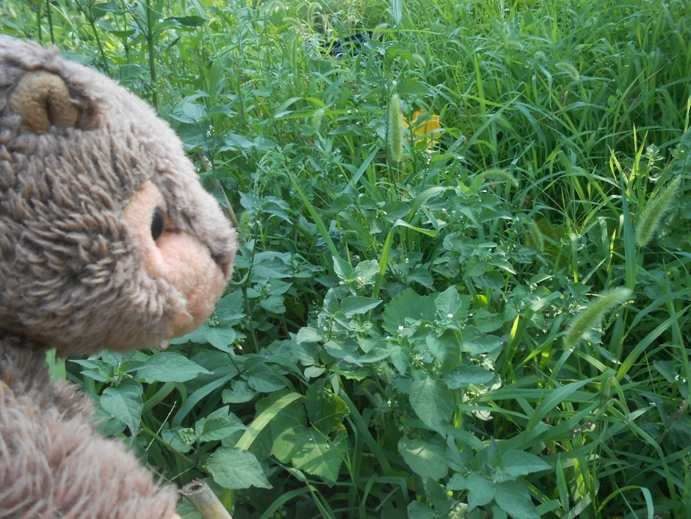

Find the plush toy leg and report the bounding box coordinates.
[0,342,180,519]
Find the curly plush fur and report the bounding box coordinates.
[0,36,237,518]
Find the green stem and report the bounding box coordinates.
[146,0,158,108]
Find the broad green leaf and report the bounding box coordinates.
[205,326,237,351]
[162,427,193,454]
[435,286,461,319]
[462,327,503,354]
[398,437,449,480]
[206,447,271,489]
[296,327,322,344]
[494,481,539,519]
[247,364,287,392]
[426,330,461,374]
[410,376,454,434]
[222,380,257,404]
[136,352,210,383]
[333,256,353,281]
[447,473,467,491]
[387,343,409,375]
[259,294,286,313]
[304,366,326,378]
[353,260,380,284]
[196,408,246,442]
[466,473,496,511]
[396,78,431,95]
[235,393,304,451]
[273,425,345,481]
[444,365,496,389]
[383,288,436,334]
[500,450,551,478]
[340,296,382,317]
[474,308,503,333]
[407,501,435,519]
[100,379,143,434]
[306,383,350,433]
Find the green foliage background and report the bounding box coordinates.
[4,0,691,517]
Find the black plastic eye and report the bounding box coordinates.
[151,208,165,241]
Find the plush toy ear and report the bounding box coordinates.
[8,70,80,134]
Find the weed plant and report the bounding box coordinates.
[3,0,691,518]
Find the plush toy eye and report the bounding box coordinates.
[151,208,165,241]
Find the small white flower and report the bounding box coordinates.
[447,313,453,318]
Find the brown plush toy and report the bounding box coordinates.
[0,36,238,518]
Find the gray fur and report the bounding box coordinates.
[0,36,238,518]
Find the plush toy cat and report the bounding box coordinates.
[0,36,238,518]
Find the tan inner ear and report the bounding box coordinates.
[124,183,226,342]
[9,71,80,134]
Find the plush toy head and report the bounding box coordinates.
[0,37,237,355]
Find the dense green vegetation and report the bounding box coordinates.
[4,0,691,517]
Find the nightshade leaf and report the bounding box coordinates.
[398,437,448,480]
[494,481,540,519]
[410,376,453,434]
[136,352,210,383]
[100,379,143,434]
[206,447,271,489]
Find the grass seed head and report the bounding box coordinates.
[388,93,404,163]
[529,219,544,253]
[635,176,682,248]
[564,287,632,350]
[477,169,519,188]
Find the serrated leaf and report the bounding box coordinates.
[100,379,143,434]
[398,437,448,480]
[206,447,271,489]
[410,376,454,434]
[136,352,210,383]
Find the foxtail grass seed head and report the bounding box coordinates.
[529,219,544,253]
[388,93,404,163]
[477,168,519,188]
[635,177,682,248]
[555,61,580,82]
[312,108,324,131]
[307,2,322,28]
[563,287,632,350]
